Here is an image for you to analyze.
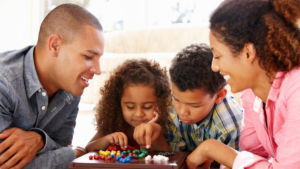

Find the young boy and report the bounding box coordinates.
[164,43,243,153]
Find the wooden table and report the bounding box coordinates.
[69,151,189,169]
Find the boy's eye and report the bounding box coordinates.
[144,106,152,110]
[213,56,220,59]
[85,55,92,60]
[191,105,200,108]
[127,106,135,109]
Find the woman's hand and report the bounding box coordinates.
[105,132,128,150]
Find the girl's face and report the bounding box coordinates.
[209,31,253,93]
[121,84,157,127]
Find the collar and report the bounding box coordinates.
[24,46,43,99]
[267,71,285,102]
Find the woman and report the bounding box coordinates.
[186,0,300,168]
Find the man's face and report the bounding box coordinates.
[54,25,105,96]
[172,82,216,125]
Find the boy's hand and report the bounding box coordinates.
[105,132,128,150]
[186,145,213,169]
[133,123,162,149]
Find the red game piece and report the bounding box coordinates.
[129,153,132,155]
[94,155,99,160]
[89,155,93,160]
[132,154,136,158]
[121,154,125,158]
[100,155,105,160]
[107,156,112,160]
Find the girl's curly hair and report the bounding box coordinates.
[95,59,172,136]
[209,0,300,78]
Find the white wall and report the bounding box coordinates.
[0,0,42,53]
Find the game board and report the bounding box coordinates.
[69,151,189,169]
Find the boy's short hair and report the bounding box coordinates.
[169,43,226,96]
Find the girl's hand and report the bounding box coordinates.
[105,132,128,150]
[133,123,162,149]
[148,108,159,123]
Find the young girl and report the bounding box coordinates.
[85,59,172,152]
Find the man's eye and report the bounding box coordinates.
[144,106,152,110]
[85,55,92,60]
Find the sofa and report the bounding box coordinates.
[80,24,242,107]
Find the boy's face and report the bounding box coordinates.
[172,82,216,125]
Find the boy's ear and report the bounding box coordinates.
[215,88,227,104]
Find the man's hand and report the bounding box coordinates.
[67,145,87,158]
[0,128,44,169]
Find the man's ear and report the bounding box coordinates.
[244,43,257,64]
[215,88,227,104]
[47,34,62,57]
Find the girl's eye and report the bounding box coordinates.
[127,106,134,109]
[85,55,92,60]
[213,56,220,59]
[144,106,152,110]
[191,105,200,108]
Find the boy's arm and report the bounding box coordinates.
[163,113,187,151]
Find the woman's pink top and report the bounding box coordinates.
[233,68,300,168]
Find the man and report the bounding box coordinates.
[0,4,104,169]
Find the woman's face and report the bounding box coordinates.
[121,85,157,127]
[209,31,253,93]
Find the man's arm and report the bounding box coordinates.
[0,78,80,169]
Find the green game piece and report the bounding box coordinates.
[138,154,144,158]
[123,151,127,155]
[127,150,131,154]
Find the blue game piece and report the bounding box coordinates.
[120,158,125,163]
[116,156,120,161]
[110,154,114,158]
[128,155,132,159]
[121,152,124,154]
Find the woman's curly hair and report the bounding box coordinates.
[209,0,300,78]
[95,59,172,136]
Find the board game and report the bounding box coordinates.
[69,151,189,169]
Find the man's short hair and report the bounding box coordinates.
[37,3,102,46]
[169,43,226,96]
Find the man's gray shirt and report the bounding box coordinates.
[0,46,80,169]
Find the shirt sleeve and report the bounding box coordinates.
[33,104,79,154]
[22,147,76,169]
[164,113,186,151]
[0,78,14,141]
[217,129,241,151]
